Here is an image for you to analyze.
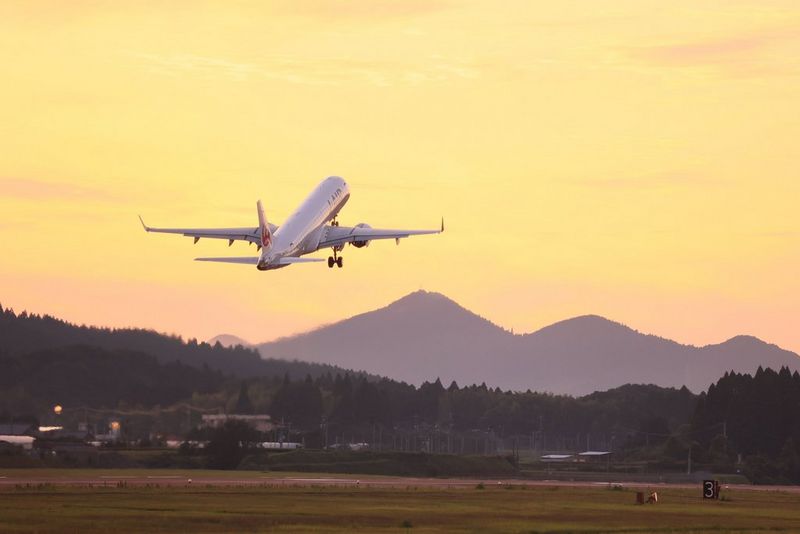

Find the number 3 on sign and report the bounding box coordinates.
[703,480,719,499]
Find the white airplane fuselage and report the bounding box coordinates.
[259,176,350,270]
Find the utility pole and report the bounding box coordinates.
[723,421,728,455]
[687,445,692,475]
[539,415,544,453]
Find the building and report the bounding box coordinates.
[201,414,274,433]
[0,423,36,436]
[0,435,35,451]
[259,442,303,450]
[578,451,612,461]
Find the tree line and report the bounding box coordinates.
[0,304,361,380]
[690,366,800,483]
[2,303,799,482]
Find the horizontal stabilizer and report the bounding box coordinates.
[194,256,259,264]
[277,257,325,264]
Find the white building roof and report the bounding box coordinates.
[0,435,35,449]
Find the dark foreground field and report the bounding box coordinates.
[2,474,800,533]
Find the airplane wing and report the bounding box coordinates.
[318,219,444,248]
[278,257,325,264]
[139,216,277,247]
[194,256,259,264]
[194,256,324,265]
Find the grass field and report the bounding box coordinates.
[2,477,800,533]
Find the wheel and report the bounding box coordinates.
[327,257,334,268]
[336,257,343,268]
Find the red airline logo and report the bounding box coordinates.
[261,227,272,248]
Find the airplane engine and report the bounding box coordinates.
[351,223,372,248]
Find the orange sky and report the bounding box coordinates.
[1,1,799,352]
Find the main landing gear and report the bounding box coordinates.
[328,248,343,269]
[328,219,342,268]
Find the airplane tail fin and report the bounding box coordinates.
[257,200,272,250]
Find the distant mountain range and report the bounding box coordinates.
[256,290,800,395]
[208,334,252,348]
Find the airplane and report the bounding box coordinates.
[139,176,443,270]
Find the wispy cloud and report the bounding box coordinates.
[130,53,262,82]
[757,230,800,238]
[273,0,451,21]
[348,180,423,192]
[0,177,120,201]
[574,172,726,190]
[628,26,800,77]
[641,36,767,65]
[129,52,479,87]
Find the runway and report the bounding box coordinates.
[2,473,799,493]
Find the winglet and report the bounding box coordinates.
[138,215,150,232]
[441,217,445,233]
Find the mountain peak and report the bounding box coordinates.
[390,290,457,307]
[722,334,765,345]
[208,334,251,348]
[712,335,779,352]
[379,290,508,333]
[555,314,626,327]
[257,291,800,396]
[530,314,636,337]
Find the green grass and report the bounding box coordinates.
[245,450,519,477]
[2,481,800,533]
[2,448,520,477]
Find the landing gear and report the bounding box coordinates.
[328,247,344,268]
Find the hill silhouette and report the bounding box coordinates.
[0,305,362,381]
[257,291,800,395]
[0,345,225,410]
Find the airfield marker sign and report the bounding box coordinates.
[703,480,720,499]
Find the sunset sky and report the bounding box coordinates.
[1,1,799,353]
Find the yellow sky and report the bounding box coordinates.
[1,1,799,352]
